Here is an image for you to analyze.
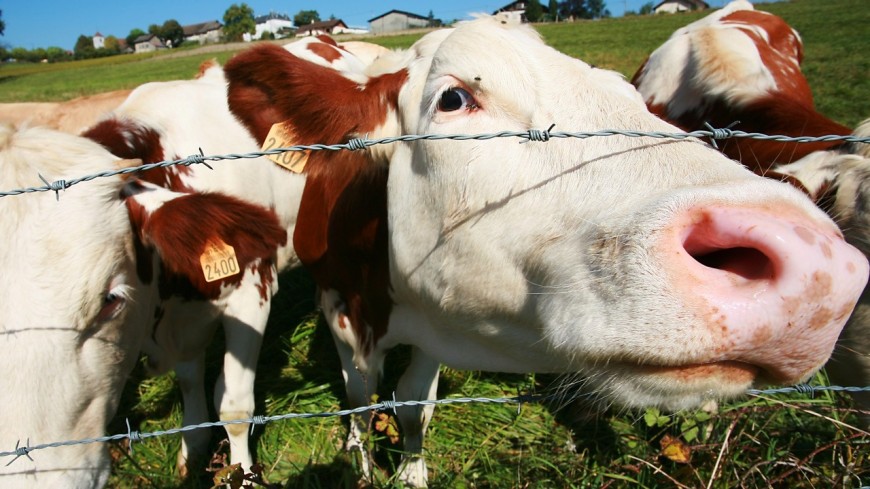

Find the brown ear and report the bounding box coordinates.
[124,184,287,299]
[224,43,406,147]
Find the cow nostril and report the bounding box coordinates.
[683,222,776,282]
[691,247,774,281]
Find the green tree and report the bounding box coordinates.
[223,3,256,42]
[526,0,544,22]
[126,28,146,46]
[548,0,560,21]
[104,35,121,53]
[45,46,70,62]
[74,34,95,59]
[294,10,320,26]
[639,2,655,14]
[587,0,611,18]
[0,9,5,36]
[559,0,589,20]
[160,19,184,47]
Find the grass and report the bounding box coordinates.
[3,0,867,487]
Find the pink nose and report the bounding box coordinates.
[668,205,868,384]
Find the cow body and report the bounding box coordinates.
[0,123,286,487]
[224,18,868,486]
[0,90,132,134]
[630,0,852,171]
[80,37,379,474]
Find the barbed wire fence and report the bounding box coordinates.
[2,125,869,199]
[1,126,869,472]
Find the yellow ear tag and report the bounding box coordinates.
[200,238,240,283]
[262,123,308,173]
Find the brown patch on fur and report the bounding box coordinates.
[83,118,196,192]
[197,59,220,78]
[307,42,343,63]
[225,43,409,351]
[126,191,287,301]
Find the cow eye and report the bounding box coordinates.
[438,87,476,112]
[97,287,129,322]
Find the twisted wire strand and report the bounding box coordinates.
[3,127,868,199]
[0,384,866,463]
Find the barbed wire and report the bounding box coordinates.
[2,126,869,199]
[1,383,868,465]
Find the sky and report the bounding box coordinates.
[2,0,737,51]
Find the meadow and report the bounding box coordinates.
[3,0,868,487]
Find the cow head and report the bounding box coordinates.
[225,19,867,412]
[0,123,285,486]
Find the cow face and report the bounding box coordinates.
[225,18,867,414]
[386,20,867,409]
[0,124,285,487]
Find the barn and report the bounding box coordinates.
[368,10,431,35]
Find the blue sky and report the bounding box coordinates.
[2,0,735,50]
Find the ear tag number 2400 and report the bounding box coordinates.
[200,239,240,282]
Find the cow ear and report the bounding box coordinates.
[121,180,287,296]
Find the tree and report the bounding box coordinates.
[160,19,184,47]
[586,0,611,18]
[45,46,70,62]
[0,9,5,36]
[104,35,122,53]
[294,10,320,26]
[548,0,560,21]
[223,3,256,42]
[559,0,589,20]
[74,34,95,59]
[639,2,655,14]
[126,28,146,46]
[526,0,544,22]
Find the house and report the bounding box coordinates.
[182,20,223,44]
[133,34,167,54]
[368,10,431,35]
[654,0,710,14]
[245,12,295,41]
[295,19,352,37]
[92,32,105,50]
[493,1,550,24]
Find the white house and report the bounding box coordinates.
[654,0,710,14]
[493,1,551,24]
[368,10,431,34]
[92,32,105,49]
[244,12,295,41]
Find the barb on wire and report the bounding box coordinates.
[0,384,866,465]
[3,126,870,199]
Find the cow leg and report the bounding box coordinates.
[394,347,440,488]
[213,268,276,472]
[321,289,380,480]
[175,355,211,478]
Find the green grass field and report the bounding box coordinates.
[4,1,868,487]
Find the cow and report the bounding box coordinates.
[630,0,854,173]
[79,37,384,476]
[631,0,870,426]
[0,122,287,487]
[772,118,870,427]
[0,89,132,134]
[221,17,869,487]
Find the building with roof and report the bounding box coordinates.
[133,34,167,53]
[654,0,710,14]
[493,1,550,24]
[92,32,105,49]
[182,20,223,44]
[245,12,295,41]
[295,19,353,37]
[368,10,431,34]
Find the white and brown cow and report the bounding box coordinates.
[630,0,854,172]
[0,89,132,134]
[222,18,868,486]
[773,119,870,426]
[80,37,379,475]
[0,122,286,487]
